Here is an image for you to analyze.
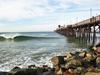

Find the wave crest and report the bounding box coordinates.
[0,34,59,41]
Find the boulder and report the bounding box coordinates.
[63,71,73,75]
[51,56,65,66]
[85,72,100,75]
[87,65,94,72]
[28,65,36,69]
[65,59,81,69]
[95,47,100,53]
[92,46,100,55]
[56,68,63,75]
[96,56,100,68]
[83,53,93,62]
[14,69,37,75]
[79,51,86,58]
[0,72,9,75]
[64,54,73,61]
[96,57,100,64]
[9,66,21,75]
[73,67,86,75]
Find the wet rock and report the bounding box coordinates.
[42,65,49,72]
[14,69,37,75]
[9,66,21,75]
[28,65,36,69]
[36,67,44,74]
[0,72,9,75]
[42,70,55,75]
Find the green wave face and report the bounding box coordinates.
[0,36,6,41]
[13,36,34,41]
[0,35,60,41]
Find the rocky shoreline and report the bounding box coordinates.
[51,43,100,75]
[0,44,100,75]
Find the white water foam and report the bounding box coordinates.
[0,33,21,39]
[0,47,58,72]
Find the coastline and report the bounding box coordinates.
[0,44,100,75]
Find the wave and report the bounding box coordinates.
[0,36,6,41]
[0,34,60,41]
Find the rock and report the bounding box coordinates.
[41,69,55,75]
[83,53,93,62]
[74,67,86,75]
[92,46,100,55]
[87,65,94,72]
[94,68,100,72]
[55,65,60,72]
[51,56,59,66]
[66,54,73,59]
[86,53,92,58]
[92,47,97,50]
[36,67,44,74]
[85,72,100,75]
[79,51,86,58]
[76,48,83,52]
[42,65,49,72]
[42,70,55,75]
[28,65,36,69]
[9,66,21,74]
[68,68,75,74]
[0,72,9,75]
[95,47,100,54]
[96,56,100,68]
[64,53,73,61]
[14,69,37,75]
[63,71,73,75]
[56,68,63,75]
[96,57,100,64]
[65,59,81,69]
[51,56,65,66]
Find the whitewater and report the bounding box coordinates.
[0,32,68,71]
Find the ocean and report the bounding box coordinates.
[0,32,87,71]
[0,32,67,71]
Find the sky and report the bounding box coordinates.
[0,0,100,32]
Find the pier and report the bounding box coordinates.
[55,15,100,46]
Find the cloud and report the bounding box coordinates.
[0,0,100,21]
[0,0,100,32]
[0,0,53,21]
[58,0,100,11]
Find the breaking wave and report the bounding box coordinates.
[0,33,60,41]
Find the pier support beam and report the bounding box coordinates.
[92,17,96,46]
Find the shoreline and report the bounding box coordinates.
[0,44,100,75]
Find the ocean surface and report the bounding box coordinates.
[0,32,88,71]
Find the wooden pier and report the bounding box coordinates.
[55,15,100,46]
